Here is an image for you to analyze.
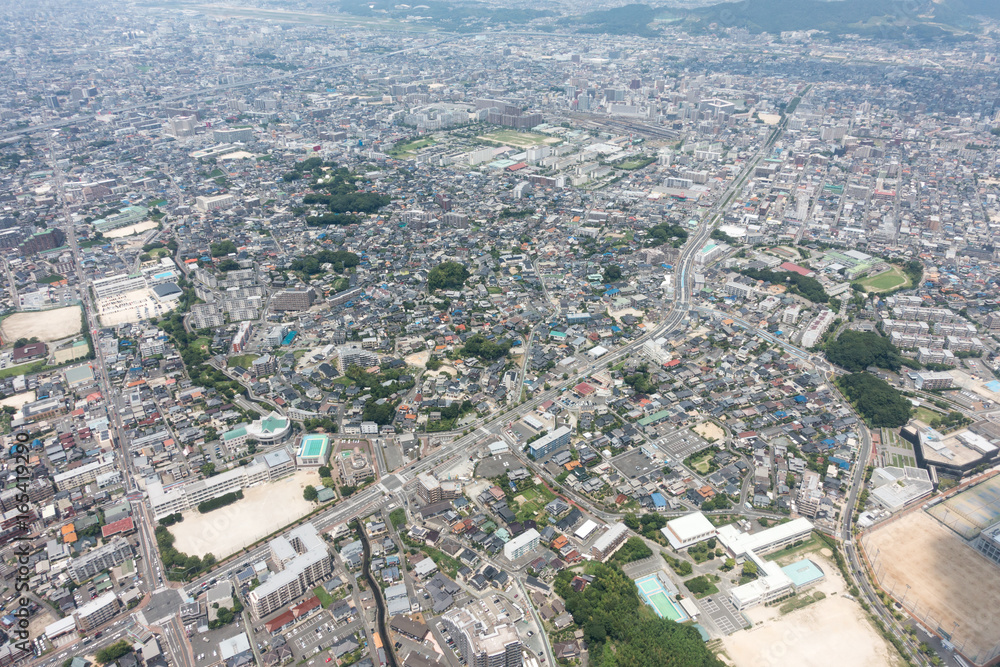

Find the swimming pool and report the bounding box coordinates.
[635,574,687,622]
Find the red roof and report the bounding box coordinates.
[574,382,596,396]
[101,516,135,538]
[778,262,812,277]
[506,162,528,171]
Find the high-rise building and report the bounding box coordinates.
[75,592,120,631]
[271,287,316,312]
[248,524,332,617]
[442,607,523,667]
[416,472,462,504]
[68,538,134,583]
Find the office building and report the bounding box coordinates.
[248,524,332,617]
[527,426,571,459]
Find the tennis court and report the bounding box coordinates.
[636,574,687,622]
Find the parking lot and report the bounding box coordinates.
[474,453,523,479]
[610,448,662,480]
[656,428,712,462]
[698,595,747,635]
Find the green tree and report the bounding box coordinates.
[303,485,319,502]
[427,261,470,291]
[602,265,622,283]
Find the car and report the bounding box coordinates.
[325,660,332,664]
[527,631,534,637]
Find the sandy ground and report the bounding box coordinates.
[170,469,321,558]
[97,288,175,326]
[609,307,645,321]
[28,610,57,639]
[694,422,725,443]
[0,391,34,409]
[103,220,158,238]
[723,552,901,667]
[1,306,83,343]
[53,344,90,364]
[864,511,1000,659]
[404,350,431,367]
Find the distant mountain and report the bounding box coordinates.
[680,0,989,39]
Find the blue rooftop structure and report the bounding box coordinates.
[794,395,807,403]
[651,493,666,508]
[781,559,825,588]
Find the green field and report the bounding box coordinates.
[149,247,171,259]
[388,137,436,157]
[886,452,917,467]
[0,360,46,379]
[912,406,943,424]
[857,266,910,292]
[479,130,560,148]
[313,586,334,608]
[613,155,657,170]
[228,354,259,369]
[687,451,714,474]
[514,485,557,522]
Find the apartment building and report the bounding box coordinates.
[75,592,121,631]
[54,453,117,491]
[416,473,462,504]
[248,524,332,618]
[68,538,134,583]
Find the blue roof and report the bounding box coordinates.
[651,492,666,508]
[794,395,807,403]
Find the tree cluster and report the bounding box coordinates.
[646,221,689,248]
[155,525,217,581]
[825,330,901,372]
[427,261,470,291]
[289,250,360,276]
[836,373,913,427]
[460,333,511,361]
[94,642,132,665]
[197,490,243,513]
[609,536,652,565]
[210,240,237,257]
[740,267,829,303]
[555,563,724,667]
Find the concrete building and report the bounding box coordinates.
[147,454,288,519]
[974,521,1000,566]
[54,453,117,491]
[68,537,134,583]
[441,607,523,667]
[590,523,629,562]
[74,592,120,631]
[296,434,331,467]
[660,512,716,550]
[416,472,462,504]
[527,426,571,459]
[912,371,954,391]
[195,194,236,212]
[271,287,316,312]
[248,524,332,617]
[503,528,540,561]
[92,273,147,299]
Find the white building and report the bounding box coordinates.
[661,512,716,549]
[503,528,540,561]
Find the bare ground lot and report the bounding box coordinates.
[0,305,83,343]
[723,552,901,667]
[103,220,158,238]
[170,470,321,558]
[864,511,1000,659]
[693,421,725,443]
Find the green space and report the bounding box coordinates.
[313,585,334,608]
[555,562,723,667]
[836,373,912,428]
[389,507,407,528]
[825,330,902,371]
[387,136,436,158]
[487,286,502,294]
[856,265,909,292]
[763,532,821,564]
[686,451,714,474]
[228,354,259,369]
[479,129,559,148]
[912,406,942,424]
[418,544,462,578]
[684,574,720,599]
[778,591,825,615]
[609,536,653,565]
[149,247,171,259]
[197,490,243,513]
[192,337,212,351]
[740,267,829,303]
[886,453,917,467]
[0,360,46,379]
[427,261,470,291]
[38,273,65,284]
[612,155,657,170]
[513,485,557,523]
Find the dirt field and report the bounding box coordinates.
[170,469,321,558]
[97,288,175,326]
[694,422,725,443]
[724,552,901,667]
[103,220,158,238]
[0,305,83,343]
[864,511,1000,659]
[0,391,34,410]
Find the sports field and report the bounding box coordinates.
[636,574,686,622]
[857,265,910,293]
[0,305,83,343]
[928,475,1000,539]
[865,510,1000,660]
[478,129,561,148]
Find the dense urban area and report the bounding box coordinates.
[2,1,1000,667]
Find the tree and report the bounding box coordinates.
[836,373,913,428]
[427,261,470,291]
[602,265,622,283]
[318,466,331,478]
[303,485,319,502]
[210,240,237,257]
[742,561,758,578]
[826,330,902,372]
[95,642,132,664]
